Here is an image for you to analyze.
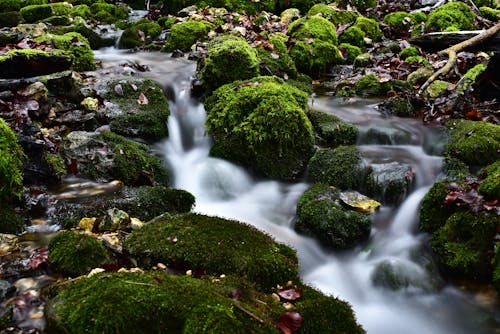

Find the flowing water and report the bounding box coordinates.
[92,49,500,333]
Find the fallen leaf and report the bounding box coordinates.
[276,312,303,334]
[277,286,303,302]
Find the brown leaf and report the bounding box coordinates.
[277,312,303,334]
[137,92,148,105]
[277,286,303,302]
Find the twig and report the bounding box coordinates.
[233,303,265,324]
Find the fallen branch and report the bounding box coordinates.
[418,22,500,95]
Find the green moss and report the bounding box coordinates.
[89,2,128,23]
[419,179,456,233]
[48,231,109,277]
[399,46,420,60]
[163,20,213,52]
[442,157,471,180]
[124,213,299,290]
[404,55,430,66]
[288,16,338,44]
[425,80,450,98]
[339,26,365,48]
[295,184,371,249]
[0,205,24,234]
[19,2,70,23]
[383,11,427,31]
[0,0,21,12]
[131,186,195,219]
[45,152,66,180]
[205,76,314,180]
[354,74,392,97]
[353,16,382,41]
[307,109,358,146]
[407,66,434,86]
[0,10,22,27]
[493,244,500,293]
[307,4,358,25]
[426,2,475,32]
[478,160,500,198]
[457,63,487,95]
[118,21,162,49]
[353,52,372,68]
[41,15,71,26]
[307,146,366,190]
[430,211,497,278]
[107,79,170,141]
[70,4,91,19]
[256,33,298,79]
[444,119,500,167]
[379,96,416,117]
[199,35,260,92]
[340,43,362,64]
[351,0,376,12]
[36,32,95,71]
[290,40,343,78]
[479,6,500,21]
[0,118,24,203]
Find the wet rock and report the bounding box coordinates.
[16,82,48,102]
[307,109,358,146]
[295,184,372,249]
[359,124,413,145]
[98,208,130,231]
[0,29,25,46]
[0,50,72,79]
[371,258,437,291]
[365,161,414,205]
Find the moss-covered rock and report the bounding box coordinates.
[383,11,427,35]
[339,26,365,48]
[89,2,128,23]
[19,3,70,23]
[457,63,487,95]
[70,4,92,20]
[307,109,358,146]
[399,46,420,60]
[163,20,213,52]
[0,205,24,234]
[430,211,497,279]
[199,35,260,92]
[288,16,342,77]
[419,179,456,233]
[295,184,371,249]
[350,0,376,12]
[377,96,417,117]
[426,2,475,32]
[48,231,109,277]
[478,160,500,198]
[340,43,362,64]
[424,80,450,98]
[0,0,21,12]
[61,131,169,185]
[365,161,414,205]
[0,48,72,79]
[51,23,115,49]
[353,16,382,41]
[0,118,24,203]
[444,119,500,167]
[354,74,392,97]
[0,10,22,27]
[105,79,170,141]
[479,6,500,21]
[50,185,194,229]
[307,146,366,190]
[124,213,299,290]
[407,66,434,86]
[36,32,95,71]
[118,20,162,49]
[256,33,298,79]
[307,4,358,25]
[205,76,314,180]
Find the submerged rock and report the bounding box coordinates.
[365,161,414,205]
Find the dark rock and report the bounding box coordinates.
[365,161,414,205]
[0,51,72,79]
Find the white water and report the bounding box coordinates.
[94,49,499,334]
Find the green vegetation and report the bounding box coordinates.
[419,179,455,233]
[399,46,420,60]
[340,43,363,64]
[118,20,162,49]
[479,6,500,21]
[205,76,314,180]
[307,109,358,146]
[19,3,70,23]
[457,64,487,95]
[256,33,298,79]
[295,184,371,249]
[353,16,382,41]
[478,160,500,198]
[36,32,95,71]
[48,231,109,277]
[124,213,299,290]
[89,2,129,23]
[354,74,392,97]
[0,118,24,203]
[307,4,358,25]
[444,119,500,167]
[339,26,365,48]
[163,20,213,52]
[0,0,21,12]
[307,146,366,190]
[383,11,427,31]
[106,79,170,141]
[199,35,260,92]
[0,205,24,234]
[426,2,475,32]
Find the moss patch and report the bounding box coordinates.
[118,20,162,49]
[426,2,475,32]
[307,109,358,146]
[478,160,500,198]
[0,118,24,203]
[163,20,213,52]
[36,32,95,71]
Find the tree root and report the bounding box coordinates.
[418,22,500,95]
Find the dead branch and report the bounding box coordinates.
[418,22,500,95]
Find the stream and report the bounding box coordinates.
[82,48,500,333]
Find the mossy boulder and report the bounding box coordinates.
[340,43,362,64]
[424,79,449,98]
[399,46,420,60]
[306,109,358,146]
[295,184,372,249]
[377,96,417,117]
[36,32,95,71]
[365,161,414,205]
[350,0,376,12]
[205,76,314,180]
[48,231,109,277]
[426,2,475,32]
[353,16,382,41]
[50,185,195,229]
[479,6,500,21]
[70,4,92,20]
[288,16,342,77]
[407,66,434,86]
[104,79,170,141]
[0,49,72,78]
[0,118,24,203]
[444,119,500,168]
[307,4,358,25]
[0,0,21,12]
[163,20,213,52]
[124,213,299,290]
[430,211,497,279]
[89,2,128,23]
[383,11,427,35]
[198,35,260,92]
[457,63,487,95]
[478,161,500,198]
[50,23,115,49]
[0,10,22,27]
[60,131,169,186]
[354,74,392,97]
[256,33,298,79]
[0,205,24,234]
[419,179,456,233]
[371,258,437,291]
[19,3,70,23]
[339,26,365,48]
[118,20,162,49]
[307,146,366,190]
